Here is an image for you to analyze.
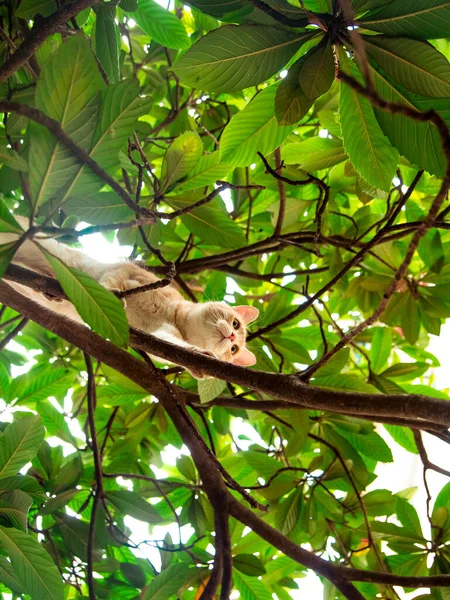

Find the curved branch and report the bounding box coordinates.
[2,281,450,594]
[0,0,97,83]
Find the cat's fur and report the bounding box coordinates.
[2,220,259,378]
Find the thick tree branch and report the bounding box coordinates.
[0,0,97,83]
[2,281,450,595]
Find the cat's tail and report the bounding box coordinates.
[0,216,108,279]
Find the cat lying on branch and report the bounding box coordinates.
[2,220,259,379]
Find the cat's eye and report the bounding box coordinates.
[231,345,238,354]
[232,319,240,329]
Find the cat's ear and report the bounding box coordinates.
[235,305,259,324]
[233,347,256,366]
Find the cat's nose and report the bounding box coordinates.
[225,332,235,341]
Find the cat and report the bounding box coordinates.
[1,219,259,379]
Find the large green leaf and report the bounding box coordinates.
[359,0,450,39]
[370,65,446,176]
[12,366,70,405]
[364,36,450,98]
[15,0,56,18]
[0,242,19,278]
[0,490,33,531]
[0,147,28,172]
[370,327,392,374]
[0,555,26,596]
[0,198,23,234]
[174,26,313,93]
[43,251,129,346]
[340,60,399,191]
[161,131,203,191]
[177,152,232,192]
[142,563,192,600]
[298,40,335,100]
[0,416,45,478]
[184,0,248,18]
[282,137,347,171]
[61,79,150,201]
[107,490,164,523]
[94,4,120,84]
[221,84,297,168]
[198,378,227,403]
[29,34,104,206]
[275,63,313,126]
[133,0,189,50]
[233,570,273,600]
[168,192,247,248]
[0,526,63,600]
[63,192,134,224]
[0,475,45,500]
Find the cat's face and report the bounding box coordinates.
[186,302,259,366]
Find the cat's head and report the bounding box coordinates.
[185,302,259,366]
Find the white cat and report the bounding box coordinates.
[2,220,259,379]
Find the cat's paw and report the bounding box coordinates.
[188,349,217,380]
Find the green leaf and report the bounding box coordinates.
[401,294,421,345]
[275,47,318,126]
[168,192,247,248]
[95,5,120,84]
[221,84,297,168]
[176,455,197,482]
[0,147,28,172]
[61,79,150,201]
[341,430,393,463]
[340,59,399,191]
[233,554,266,577]
[29,34,104,206]
[134,0,189,50]
[15,0,56,19]
[161,131,203,191]
[299,40,335,100]
[384,424,418,454]
[370,327,392,374]
[282,137,347,171]
[107,490,164,523]
[64,192,134,224]
[359,0,450,39]
[396,497,423,538]
[57,514,102,561]
[120,0,137,10]
[0,199,23,234]
[0,416,45,478]
[142,563,192,600]
[314,348,349,378]
[0,554,26,596]
[0,490,33,531]
[197,378,227,403]
[364,36,450,98]
[233,569,273,600]
[370,65,445,176]
[0,243,19,278]
[13,366,69,405]
[275,488,301,535]
[175,26,313,93]
[313,374,379,394]
[0,475,45,500]
[43,251,129,346]
[0,526,63,600]
[381,362,429,381]
[177,152,232,193]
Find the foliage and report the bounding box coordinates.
[0,0,450,599]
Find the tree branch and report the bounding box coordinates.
[0,0,97,83]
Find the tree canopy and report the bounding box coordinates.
[1,0,450,599]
